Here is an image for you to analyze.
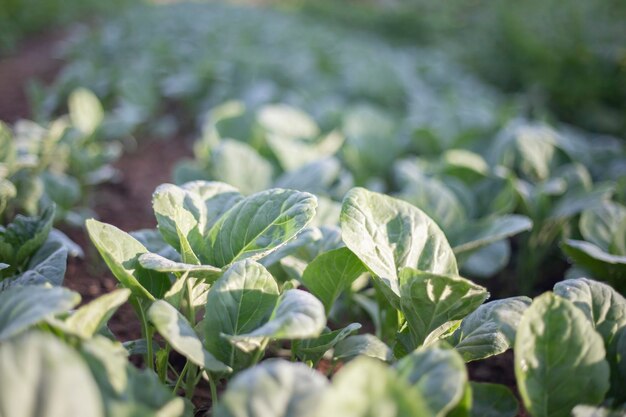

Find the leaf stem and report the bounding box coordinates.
[173,361,190,394]
[208,373,219,410]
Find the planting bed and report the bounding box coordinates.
[1,4,625,417]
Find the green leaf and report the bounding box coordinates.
[301,247,366,314]
[65,289,131,338]
[274,158,343,197]
[202,260,279,369]
[210,140,273,195]
[553,278,626,401]
[152,183,205,257]
[394,343,467,416]
[561,240,626,291]
[215,359,327,417]
[131,229,179,260]
[0,179,17,216]
[549,183,614,221]
[340,187,458,299]
[0,286,80,341]
[266,132,344,172]
[452,215,532,254]
[148,300,231,373]
[317,356,434,417]
[448,297,531,362]
[580,201,626,255]
[226,289,326,352]
[489,121,558,181]
[2,238,68,289]
[257,104,319,140]
[469,382,518,417]
[0,331,105,417]
[515,292,610,417]
[395,172,466,231]
[333,334,393,362]
[81,336,190,417]
[139,253,221,282]
[460,241,510,279]
[68,88,104,135]
[204,189,317,267]
[181,181,243,231]
[293,323,361,362]
[399,268,488,349]
[86,219,171,301]
[0,206,54,268]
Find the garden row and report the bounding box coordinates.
[1,2,625,417]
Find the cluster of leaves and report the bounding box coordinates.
[3,182,625,417]
[33,1,626,287]
[39,2,504,139]
[289,0,626,137]
[174,102,626,290]
[0,205,81,290]
[562,201,626,293]
[0,88,121,225]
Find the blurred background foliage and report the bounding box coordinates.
[285,0,626,137]
[2,0,625,137]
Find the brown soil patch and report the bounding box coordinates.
[63,137,192,340]
[0,29,67,122]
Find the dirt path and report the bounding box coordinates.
[0,29,67,123]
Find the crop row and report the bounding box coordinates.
[1,2,625,416]
[1,181,625,416]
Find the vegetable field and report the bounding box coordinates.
[1,1,625,417]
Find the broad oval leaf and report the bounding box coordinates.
[394,343,467,416]
[181,181,244,232]
[515,293,610,417]
[460,240,510,279]
[553,278,626,401]
[257,104,320,140]
[340,187,458,298]
[226,289,326,352]
[148,300,231,373]
[214,359,328,417]
[0,331,105,417]
[333,334,393,362]
[205,189,317,267]
[561,240,626,292]
[317,356,434,417]
[579,202,626,255]
[293,323,361,362]
[0,286,80,341]
[448,296,531,362]
[68,88,104,135]
[65,288,131,338]
[273,158,343,197]
[399,268,489,349]
[301,247,366,314]
[452,215,532,255]
[395,172,466,231]
[202,260,279,369]
[209,140,273,195]
[86,219,171,300]
[139,253,221,282]
[152,183,205,257]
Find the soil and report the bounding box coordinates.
[0,29,67,123]
[1,27,530,416]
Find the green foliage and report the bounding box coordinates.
[0,89,121,226]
